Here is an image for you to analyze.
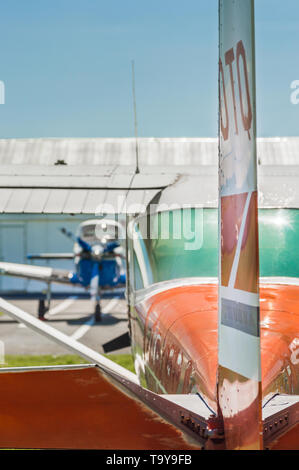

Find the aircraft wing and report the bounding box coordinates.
[0,297,209,450]
[0,261,72,285]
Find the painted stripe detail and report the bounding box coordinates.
[219,324,261,381]
[71,298,119,341]
[71,316,95,341]
[145,365,167,394]
[220,285,259,307]
[47,296,78,317]
[221,298,259,337]
[228,191,252,288]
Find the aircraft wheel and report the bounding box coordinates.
[94,304,102,322]
[38,299,47,320]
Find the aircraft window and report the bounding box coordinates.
[81,223,118,242]
[81,225,96,238]
[133,251,144,291]
[95,230,117,241]
[130,208,299,290]
[131,208,217,288]
[259,209,299,278]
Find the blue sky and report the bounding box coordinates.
[0,0,298,138]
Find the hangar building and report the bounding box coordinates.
[0,136,298,293]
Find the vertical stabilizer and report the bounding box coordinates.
[218,0,262,450]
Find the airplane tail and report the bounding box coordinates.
[218,0,263,449]
[0,0,299,451]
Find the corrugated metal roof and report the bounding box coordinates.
[0,188,162,214]
[1,164,298,213]
[0,165,176,189]
[257,138,299,165]
[0,137,298,213]
[158,166,299,209]
[0,137,298,166]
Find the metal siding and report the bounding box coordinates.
[62,190,88,214]
[143,189,162,207]
[0,165,116,177]
[0,214,87,294]
[131,173,175,188]
[0,175,115,189]
[82,190,108,214]
[0,136,298,214]
[98,190,127,215]
[0,137,298,167]
[0,225,26,290]
[43,190,70,213]
[4,189,31,213]
[24,189,50,213]
[125,190,148,214]
[0,171,175,190]
[0,189,13,212]
[108,174,134,188]
[2,172,299,213]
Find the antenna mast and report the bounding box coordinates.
[131,60,140,174]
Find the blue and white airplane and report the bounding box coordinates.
[0,218,126,321]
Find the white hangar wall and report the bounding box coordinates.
[0,213,88,294]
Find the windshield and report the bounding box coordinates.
[130,208,299,291]
[79,221,120,244]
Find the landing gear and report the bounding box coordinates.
[38,283,51,320]
[38,299,48,320]
[94,302,102,322]
[92,279,102,322]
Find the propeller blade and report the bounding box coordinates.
[60,227,76,242]
[60,227,92,253]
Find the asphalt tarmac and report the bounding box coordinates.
[0,297,131,357]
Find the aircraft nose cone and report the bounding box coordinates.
[92,244,104,256]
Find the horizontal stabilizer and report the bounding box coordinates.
[0,364,205,449]
[102,331,131,353]
[27,253,74,260]
[262,394,299,450]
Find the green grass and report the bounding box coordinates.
[0,353,135,373]
[107,353,135,373]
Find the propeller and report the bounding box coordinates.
[60,227,92,253]
[60,227,122,261]
[27,228,124,262]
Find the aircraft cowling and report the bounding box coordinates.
[131,282,299,414]
[132,284,219,412]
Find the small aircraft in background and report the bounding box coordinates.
[0,218,126,321]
